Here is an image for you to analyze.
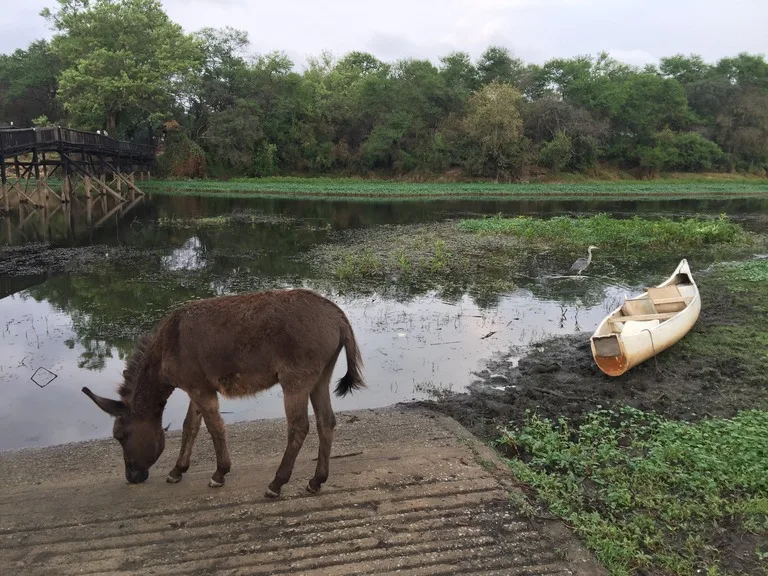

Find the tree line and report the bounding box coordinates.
[1,0,767,180]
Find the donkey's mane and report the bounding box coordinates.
[118,333,154,400]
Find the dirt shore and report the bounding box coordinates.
[0,408,603,576]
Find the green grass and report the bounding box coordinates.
[717,258,768,284]
[142,177,768,201]
[459,214,749,249]
[499,407,768,576]
[497,258,768,575]
[674,258,768,386]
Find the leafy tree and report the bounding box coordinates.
[463,83,525,180]
[0,40,62,126]
[659,54,711,85]
[42,0,202,135]
[609,72,689,159]
[637,129,724,175]
[538,131,573,174]
[523,98,607,171]
[715,87,768,168]
[184,27,250,139]
[715,53,768,90]
[439,52,478,112]
[3,9,767,179]
[199,100,263,175]
[477,46,525,86]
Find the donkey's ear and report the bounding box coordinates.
[82,387,128,417]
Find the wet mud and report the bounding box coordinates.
[423,272,766,441]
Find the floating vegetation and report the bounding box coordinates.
[459,213,749,249]
[156,211,295,228]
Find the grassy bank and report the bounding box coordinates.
[501,408,768,576]
[496,258,768,576]
[142,177,768,201]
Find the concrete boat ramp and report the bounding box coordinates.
[0,409,603,575]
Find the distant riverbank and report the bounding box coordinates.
[143,175,768,201]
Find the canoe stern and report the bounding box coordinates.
[591,334,629,377]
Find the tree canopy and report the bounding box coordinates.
[0,0,766,178]
[41,0,201,136]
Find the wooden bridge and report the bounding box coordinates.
[0,127,154,211]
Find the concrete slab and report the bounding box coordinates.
[0,408,604,576]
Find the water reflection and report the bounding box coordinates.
[162,236,206,271]
[4,193,768,248]
[0,284,628,451]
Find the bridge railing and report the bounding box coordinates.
[0,127,154,158]
[0,129,36,155]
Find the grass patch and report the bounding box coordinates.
[143,177,768,201]
[310,222,522,303]
[499,407,768,576]
[459,214,749,250]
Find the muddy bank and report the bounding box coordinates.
[422,265,768,442]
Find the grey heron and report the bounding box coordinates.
[569,245,598,275]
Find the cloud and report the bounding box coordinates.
[607,49,657,68]
[1,0,766,66]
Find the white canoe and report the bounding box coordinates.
[590,259,701,377]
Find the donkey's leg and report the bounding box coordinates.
[265,387,311,498]
[167,400,202,483]
[307,368,337,494]
[196,391,232,488]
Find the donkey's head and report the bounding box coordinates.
[82,387,165,484]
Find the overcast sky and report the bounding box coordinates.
[3,0,767,68]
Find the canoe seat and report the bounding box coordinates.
[621,297,657,317]
[610,311,679,324]
[619,319,660,336]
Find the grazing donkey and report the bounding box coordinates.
[82,288,364,498]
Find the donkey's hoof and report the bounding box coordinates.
[208,477,224,488]
[264,487,280,499]
[306,482,321,494]
[167,474,182,484]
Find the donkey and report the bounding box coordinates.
[82,288,364,498]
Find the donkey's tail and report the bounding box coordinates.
[335,318,365,397]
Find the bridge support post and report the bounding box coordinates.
[61,170,71,203]
[1,157,8,212]
[129,172,136,201]
[32,149,43,207]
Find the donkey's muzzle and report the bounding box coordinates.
[126,468,149,484]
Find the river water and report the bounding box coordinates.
[2,193,767,451]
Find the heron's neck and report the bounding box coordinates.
[587,248,593,264]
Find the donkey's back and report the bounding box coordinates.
[162,288,363,399]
